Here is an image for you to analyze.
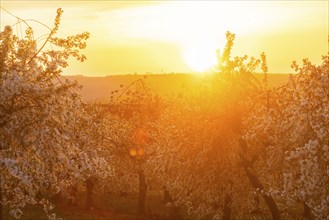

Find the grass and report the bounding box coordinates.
[3,190,305,220]
[3,190,189,220]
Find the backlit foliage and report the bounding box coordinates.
[0,9,111,219]
[1,8,328,220]
[244,54,329,219]
[149,32,267,219]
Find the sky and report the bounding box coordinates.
[0,1,328,76]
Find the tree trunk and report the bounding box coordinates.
[138,170,147,216]
[52,192,62,208]
[169,206,182,220]
[68,185,77,206]
[163,188,173,203]
[223,195,232,220]
[303,202,313,220]
[239,137,281,220]
[243,166,281,220]
[241,159,281,220]
[85,178,95,210]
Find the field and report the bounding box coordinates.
[68,73,290,103]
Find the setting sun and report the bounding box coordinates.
[1,1,327,75]
[183,46,218,73]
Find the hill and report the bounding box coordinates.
[67,73,290,103]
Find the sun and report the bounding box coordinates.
[183,46,218,73]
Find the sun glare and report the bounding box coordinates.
[183,46,218,73]
[1,1,327,75]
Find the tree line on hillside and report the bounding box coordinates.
[1,8,328,220]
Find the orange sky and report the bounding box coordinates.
[1,1,328,76]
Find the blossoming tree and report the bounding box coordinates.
[0,9,112,219]
[148,32,282,219]
[244,54,329,219]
